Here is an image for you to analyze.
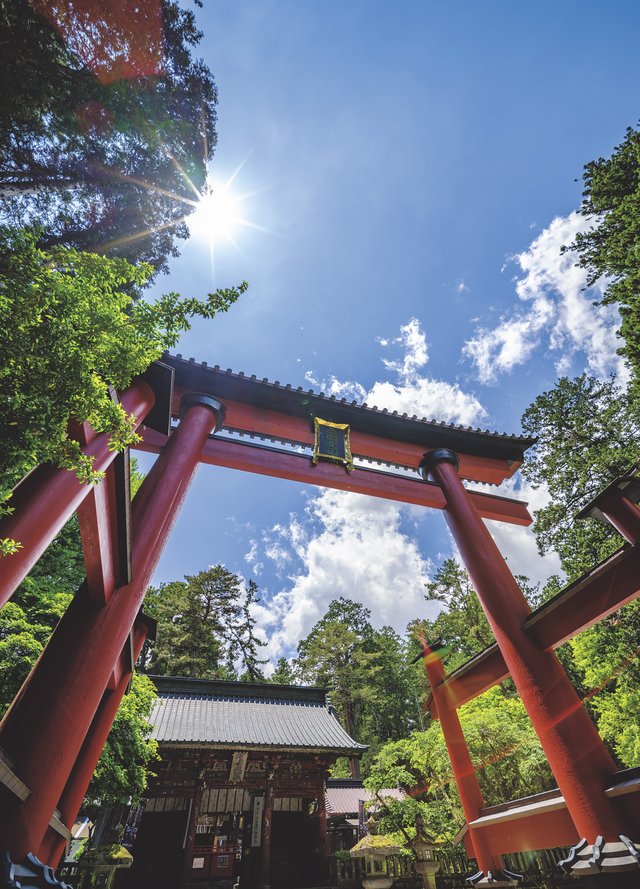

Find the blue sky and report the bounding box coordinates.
[141,1,640,666]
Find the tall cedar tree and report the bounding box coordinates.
[522,374,640,766]
[566,125,640,392]
[295,598,418,774]
[0,0,217,274]
[142,566,266,681]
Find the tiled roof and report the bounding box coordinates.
[325,782,405,815]
[159,354,535,463]
[148,676,366,754]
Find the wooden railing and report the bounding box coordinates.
[331,846,575,889]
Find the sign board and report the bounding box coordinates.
[313,418,353,470]
[251,796,264,847]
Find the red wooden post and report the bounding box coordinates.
[0,394,223,861]
[420,450,626,846]
[598,490,640,545]
[0,378,155,607]
[421,641,503,876]
[37,620,151,866]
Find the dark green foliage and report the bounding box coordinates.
[521,373,640,766]
[269,657,297,685]
[566,125,640,390]
[295,598,422,773]
[521,374,640,580]
[143,566,267,680]
[410,559,494,673]
[0,226,245,553]
[0,0,217,273]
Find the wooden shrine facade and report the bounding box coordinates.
[122,677,365,889]
[1,352,640,888]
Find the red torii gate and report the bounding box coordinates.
[0,353,638,888]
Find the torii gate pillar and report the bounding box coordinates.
[420,449,634,882]
[0,394,223,862]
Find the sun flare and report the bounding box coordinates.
[189,182,244,243]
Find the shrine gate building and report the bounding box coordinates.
[122,676,365,889]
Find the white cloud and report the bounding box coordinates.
[250,319,493,662]
[304,370,366,402]
[256,490,437,661]
[464,212,628,384]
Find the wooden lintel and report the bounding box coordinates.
[429,545,640,714]
[170,389,520,485]
[136,430,532,527]
[523,545,640,650]
[77,450,131,606]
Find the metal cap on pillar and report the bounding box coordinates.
[179,393,226,431]
[419,448,459,481]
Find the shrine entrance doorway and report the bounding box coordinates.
[123,809,188,889]
[270,811,322,889]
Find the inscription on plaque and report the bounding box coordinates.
[312,418,353,471]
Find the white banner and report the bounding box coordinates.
[251,796,264,847]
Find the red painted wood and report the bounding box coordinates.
[0,379,155,607]
[426,645,510,716]
[76,462,121,606]
[430,457,626,843]
[476,805,579,857]
[172,390,521,485]
[137,430,533,526]
[430,545,640,711]
[422,643,502,875]
[599,491,640,545]
[524,545,640,650]
[38,621,149,866]
[0,399,220,861]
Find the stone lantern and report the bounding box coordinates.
[408,814,439,889]
[350,816,399,889]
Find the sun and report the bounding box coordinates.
[188,182,244,243]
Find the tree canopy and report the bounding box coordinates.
[521,372,640,767]
[142,566,267,681]
[365,688,554,841]
[295,598,419,775]
[567,125,640,390]
[521,373,640,580]
[0,0,217,273]
[0,227,245,554]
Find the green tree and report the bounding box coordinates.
[521,373,640,766]
[365,688,554,841]
[521,374,640,580]
[143,566,266,680]
[566,125,640,389]
[270,657,296,685]
[0,226,245,553]
[85,673,158,814]
[295,599,418,775]
[0,0,217,273]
